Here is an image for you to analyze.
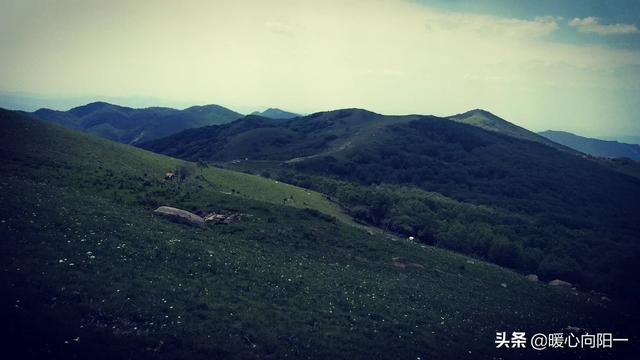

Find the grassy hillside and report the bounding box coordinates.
[27,101,243,144]
[199,166,352,224]
[141,110,640,299]
[2,110,636,359]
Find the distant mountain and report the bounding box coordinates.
[448,109,572,152]
[251,107,299,119]
[539,130,640,160]
[26,101,242,144]
[603,135,640,145]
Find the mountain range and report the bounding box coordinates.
[539,130,640,161]
[24,101,243,144]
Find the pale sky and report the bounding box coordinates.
[1,0,639,137]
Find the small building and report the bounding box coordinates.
[164,172,176,180]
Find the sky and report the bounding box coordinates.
[1,0,639,137]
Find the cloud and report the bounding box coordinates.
[265,21,294,36]
[569,17,639,35]
[1,0,640,135]
[425,12,560,39]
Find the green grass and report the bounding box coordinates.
[199,166,353,225]
[1,110,636,359]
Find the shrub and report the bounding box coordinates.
[176,163,197,180]
[538,255,583,283]
[488,237,523,269]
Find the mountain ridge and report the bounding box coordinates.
[448,109,575,153]
[26,101,243,144]
[540,130,640,160]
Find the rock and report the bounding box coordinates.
[154,206,205,227]
[203,211,242,224]
[525,274,539,282]
[548,279,572,287]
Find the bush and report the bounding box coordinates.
[488,237,523,269]
[176,163,197,180]
[537,255,583,283]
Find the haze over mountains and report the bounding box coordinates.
[540,130,640,160]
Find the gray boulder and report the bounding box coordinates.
[154,206,205,227]
[548,279,572,287]
[525,274,539,282]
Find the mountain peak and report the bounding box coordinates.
[68,101,130,116]
[184,104,227,112]
[454,108,502,121]
[252,107,299,119]
[448,109,574,152]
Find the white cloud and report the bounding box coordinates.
[265,21,294,36]
[569,17,639,35]
[425,12,560,38]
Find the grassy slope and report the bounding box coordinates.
[448,110,573,152]
[1,110,636,359]
[199,166,352,224]
[142,109,640,298]
[2,108,345,222]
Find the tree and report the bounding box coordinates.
[488,237,523,269]
[196,160,208,176]
[176,163,197,181]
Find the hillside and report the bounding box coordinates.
[540,130,640,160]
[251,107,299,119]
[26,101,243,144]
[449,109,572,152]
[3,109,638,358]
[142,109,640,299]
[607,135,640,145]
